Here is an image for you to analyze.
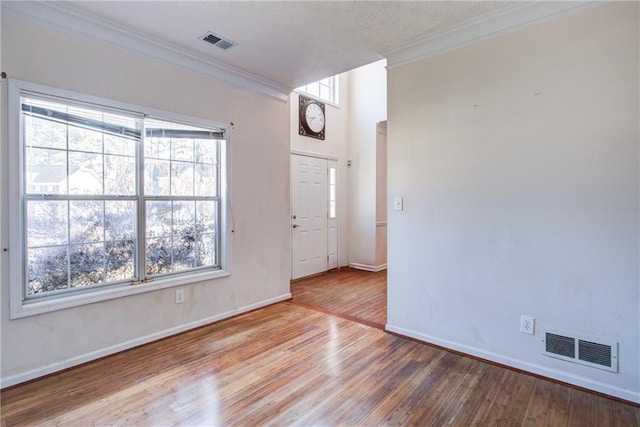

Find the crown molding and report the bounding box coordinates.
[1,1,292,102]
[383,1,604,69]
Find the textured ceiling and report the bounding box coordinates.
[60,1,512,89]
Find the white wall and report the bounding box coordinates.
[1,14,291,385]
[290,73,350,268]
[387,2,639,402]
[347,60,387,269]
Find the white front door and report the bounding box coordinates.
[291,154,328,279]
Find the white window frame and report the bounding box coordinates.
[8,79,231,319]
[296,76,339,106]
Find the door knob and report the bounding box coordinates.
[292,224,300,228]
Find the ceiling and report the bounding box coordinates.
[55,1,511,88]
[3,1,596,100]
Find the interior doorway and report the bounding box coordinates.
[291,154,337,279]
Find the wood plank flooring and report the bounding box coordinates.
[291,268,387,329]
[2,302,638,426]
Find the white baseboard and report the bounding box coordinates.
[349,262,387,272]
[1,293,292,388]
[385,323,640,404]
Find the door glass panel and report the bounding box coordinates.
[328,167,337,219]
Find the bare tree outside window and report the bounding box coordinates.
[21,96,223,300]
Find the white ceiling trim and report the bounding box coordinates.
[2,1,292,102]
[383,1,603,69]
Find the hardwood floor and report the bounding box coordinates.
[291,268,387,329]
[2,302,638,426]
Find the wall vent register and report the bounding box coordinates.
[202,32,236,50]
[542,329,618,373]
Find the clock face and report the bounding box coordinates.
[305,103,325,133]
[299,95,325,140]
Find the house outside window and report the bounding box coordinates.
[8,80,229,318]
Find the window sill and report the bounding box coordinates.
[10,269,231,320]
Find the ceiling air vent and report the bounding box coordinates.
[202,32,236,50]
[542,329,618,373]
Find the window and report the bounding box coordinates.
[9,80,229,318]
[328,167,337,219]
[143,118,220,278]
[297,76,339,105]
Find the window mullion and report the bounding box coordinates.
[102,200,107,287]
[65,123,71,291]
[216,144,222,266]
[66,200,71,290]
[136,126,146,284]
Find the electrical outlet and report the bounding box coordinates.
[175,289,185,304]
[520,315,534,335]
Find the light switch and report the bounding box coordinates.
[393,197,403,211]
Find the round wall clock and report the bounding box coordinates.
[299,95,325,140]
